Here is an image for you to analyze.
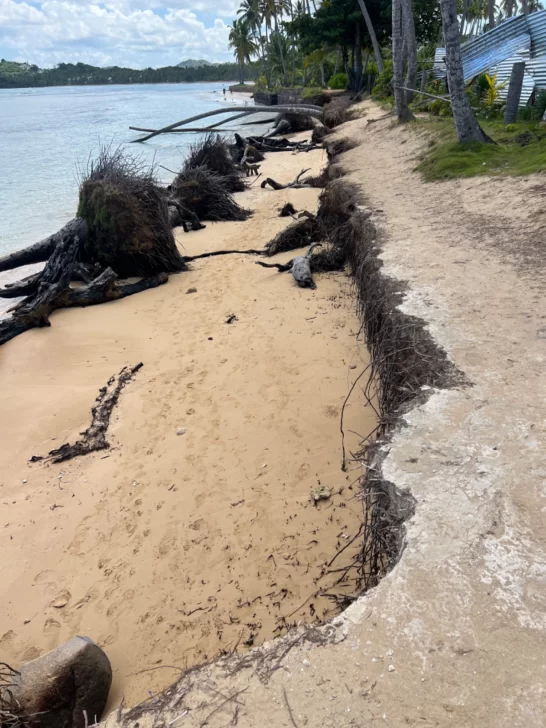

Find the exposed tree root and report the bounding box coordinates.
[32,363,144,464]
[185,249,264,261]
[0,218,83,274]
[265,215,320,256]
[0,230,168,347]
[261,169,312,191]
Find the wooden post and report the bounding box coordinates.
[504,61,526,125]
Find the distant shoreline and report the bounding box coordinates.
[0,59,259,90]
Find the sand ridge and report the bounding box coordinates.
[0,143,375,708]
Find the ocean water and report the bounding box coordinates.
[0,82,256,258]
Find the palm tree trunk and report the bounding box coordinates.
[264,21,272,87]
[507,0,514,18]
[320,61,325,87]
[393,0,414,121]
[402,0,417,102]
[273,11,287,84]
[334,48,341,75]
[289,0,296,86]
[440,0,491,142]
[521,0,529,15]
[488,0,496,29]
[354,23,363,92]
[356,0,384,73]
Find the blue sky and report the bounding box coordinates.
[0,0,241,68]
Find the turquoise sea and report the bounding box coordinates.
[0,82,256,258]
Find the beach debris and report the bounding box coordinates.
[176,427,186,436]
[184,132,246,193]
[0,147,183,347]
[310,485,332,504]
[264,213,320,256]
[279,202,298,218]
[1,636,112,728]
[78,146,185,278]
[32,363,143,464]
[129,105,323,144]
[186,287,197,294]
[257,243,323,290]
[225,314,238,324]
[261,168,312,191]
[171,166,251,222]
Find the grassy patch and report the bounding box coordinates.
[415,117,546,181]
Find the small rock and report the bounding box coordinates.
[176,428,186,436]
[186,287,197,294]
[302,658,310,666]
[350,364,357,370]
[310,485,332,504]
[208,337,213,341]
[22,479,28,484]
[388,665,395,672]
[24,619,31,625]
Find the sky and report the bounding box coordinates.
[0,0,241,68]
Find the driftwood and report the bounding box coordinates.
[256,243,322,289]
[279,202,298,217]
[265,213,320,256]
[0,218,83,274]
[168,199,206,232]
[131,106,323,143]
[0,229,168,347]
[31,363,144,464]
[234,134,320,155]
[261,169,311,190]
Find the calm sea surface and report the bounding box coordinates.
[0,82,256,258]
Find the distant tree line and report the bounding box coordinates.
[0,60,260,89]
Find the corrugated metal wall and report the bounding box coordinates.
[434,9,546,104]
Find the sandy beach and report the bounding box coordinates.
[0,142,375,709]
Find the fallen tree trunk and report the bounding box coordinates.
[131,105,323,143]
[0,218,84,274]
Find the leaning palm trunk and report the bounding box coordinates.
[440,0,491,143]
[392,0,414,121]
[356,0,384,73]
[273,12,287,84]
[521,0,529,14]
[402,0,418,103]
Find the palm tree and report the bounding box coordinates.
[356,0,385,73]
[440,0,491,142]
[229,19,258,84]
[261,0,288,84]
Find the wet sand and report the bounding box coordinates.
[0,143,375,709]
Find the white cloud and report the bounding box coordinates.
[0,0,239,68]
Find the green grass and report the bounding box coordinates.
[415,117,546,181]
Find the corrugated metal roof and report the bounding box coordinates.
[434,10,546,102]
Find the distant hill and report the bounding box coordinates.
[177,59,213,68]
[0,59,258,89]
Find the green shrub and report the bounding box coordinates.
[255,75,267,91]
[518,106,533,121]
[371,60,393,98]
[328,72,348,90]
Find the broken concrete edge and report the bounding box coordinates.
[104,133,468,726]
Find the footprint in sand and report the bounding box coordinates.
[43,618,61,637]
[50,588,71,609]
